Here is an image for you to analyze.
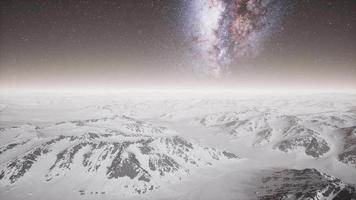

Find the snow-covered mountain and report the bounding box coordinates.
[197,106,356,164]
[0,93,355,199]
[0,115,238,196]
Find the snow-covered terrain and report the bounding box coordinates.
[0,92,355,199]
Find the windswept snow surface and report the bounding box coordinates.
[0,92,355,199]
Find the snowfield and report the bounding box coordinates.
[0,92,355,200]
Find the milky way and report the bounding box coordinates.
[185,0,288,78]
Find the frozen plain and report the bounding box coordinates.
[0,92,355,200]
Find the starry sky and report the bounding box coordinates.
[0,0,355,92]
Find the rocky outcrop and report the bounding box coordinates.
[338,126,356,167]
[258,168,356,200]
[276,135,330,158]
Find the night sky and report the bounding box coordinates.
[0,0,355,91]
